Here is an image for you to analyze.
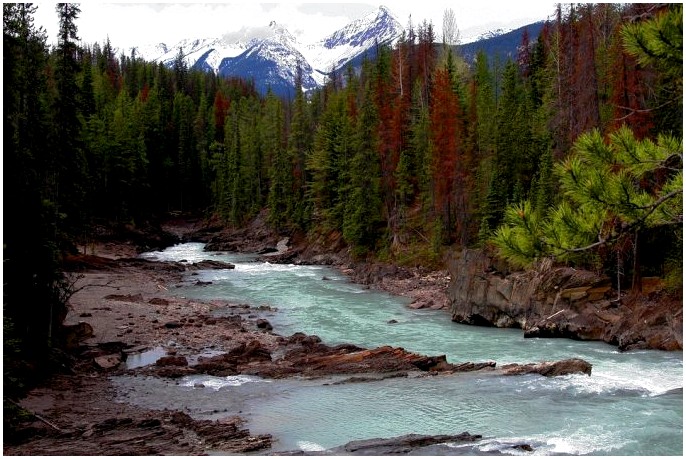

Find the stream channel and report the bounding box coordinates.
[112,242,683,455]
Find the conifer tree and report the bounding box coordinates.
[286,66,312,228]
[343,75,383,254]
[4,3,71,358]
[308,90,348,231]
[266,91,293,230]
[621,3,682,137]
[53,3,88,237]
[492,126,682,274]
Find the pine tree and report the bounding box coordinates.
[492,126,682,275]
[621,3,682,137]
[308,90,349,231]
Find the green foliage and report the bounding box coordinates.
[621,4,683,79]
[621,4,682,138]
[342,81,383,253]
[492,126,682,268]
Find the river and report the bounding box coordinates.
[112,242,682,455]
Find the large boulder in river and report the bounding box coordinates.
[335,432,483,455]
[500,358,592,377]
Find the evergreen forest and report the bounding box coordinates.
[3,4,682,377]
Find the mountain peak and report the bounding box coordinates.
[377,5,393,17]
[319,4,402,50]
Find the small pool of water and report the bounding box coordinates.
[124,346,167,369]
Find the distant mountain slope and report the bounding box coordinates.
[458,21,546,64]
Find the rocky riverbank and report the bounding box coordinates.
[5,218,599,455]
[448,249,682,351]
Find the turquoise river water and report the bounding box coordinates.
[112,242,683,455]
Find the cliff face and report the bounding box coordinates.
[447,250,682,351]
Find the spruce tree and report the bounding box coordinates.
[53,3,88,239]
[343,76,383,254]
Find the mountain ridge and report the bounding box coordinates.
[133,5,402,95]
[133,5,543,97]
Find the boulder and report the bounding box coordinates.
[61,321,94,349]
[500,358,592,377]
[156,356,188,367]
[338,432,482,455]
[94,354,122,370]
[256,319,273,330]
[189,260,235,270]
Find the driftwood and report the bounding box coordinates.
[8,399,63,433]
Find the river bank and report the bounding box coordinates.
[3,217,680,455]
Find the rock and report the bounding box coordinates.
[189,260,235,270]
[228,341,272,364]
[61,321,94,349]
[452,361,496,372]
[164,322,183,329]
[337,432,483,455]
[94,354,122,370]
[256,319,273,330]
[148,297,169,305]
[156,356,188,367]
[501,358,592,377]
[193,355,239,376]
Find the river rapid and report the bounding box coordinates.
[113,242,682,455]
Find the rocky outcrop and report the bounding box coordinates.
[137,330,593,381]
[448,249,682,351]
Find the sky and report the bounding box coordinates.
[33,2,558,50]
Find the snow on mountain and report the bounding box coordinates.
[462,28,510,45]
[218,22,320,96]
[302,5,403,76]
[133,5,404,96]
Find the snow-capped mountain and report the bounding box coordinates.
[133,5,403,96]
[302,5,403,76]
[217,22,320,97]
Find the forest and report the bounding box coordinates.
[3,4,682,371]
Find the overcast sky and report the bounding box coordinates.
[34,2,557,50]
